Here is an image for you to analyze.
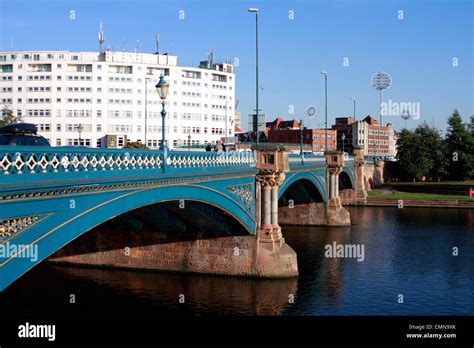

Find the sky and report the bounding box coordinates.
[0,0,472,132]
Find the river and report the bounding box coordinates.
[1,207,473,317]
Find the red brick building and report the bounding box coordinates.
[331,117,355,154]
[266,118,337,152]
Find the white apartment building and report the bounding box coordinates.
[0,50,235,148]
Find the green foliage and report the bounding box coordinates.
[0,108,22,126]
[395,110,474,181]
[445,110,474,180]
[396,128,431,181]
[414,122,447,181]
[123,141,148,149]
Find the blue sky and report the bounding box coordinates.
[0,0,472,132]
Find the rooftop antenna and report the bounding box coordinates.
[208,46,214,67]
[98,22,104,53]
[155,33,160,54]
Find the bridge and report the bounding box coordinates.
[0,144,381,291]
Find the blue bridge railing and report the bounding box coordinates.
[0,146,256,191]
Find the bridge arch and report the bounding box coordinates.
[279,171,327,204]
[0,184,255,291]
[339,170,354,190]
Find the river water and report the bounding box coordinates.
[1,207,473,317]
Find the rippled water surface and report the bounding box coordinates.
[1,207,473,317]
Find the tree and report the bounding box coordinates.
[414,122,447,181]
[396,128,432,181]
[445,110,474,180]
[0,107,22,126]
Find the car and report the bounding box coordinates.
[0,123,50,146]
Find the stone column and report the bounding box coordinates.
[327,166,342,208]
[257,171,284,244]
[271,185,278,225]
[262,180,272,227]
[325,151,350,225]
[353,145,367,205]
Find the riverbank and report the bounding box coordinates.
[367,184,474,208]
[366,198,474,208]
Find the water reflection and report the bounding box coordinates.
[1,207,473,316]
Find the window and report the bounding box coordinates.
[56,139,61,146]
[57,64,62,68]
[56,124,61,132]
[34,54,40,61]
[96,124,102,132]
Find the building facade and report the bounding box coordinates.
[0,50,235,148]
[353,116,396,158]
[331,117,355,154]
[266,118,336,152]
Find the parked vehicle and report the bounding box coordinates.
[0,123,50,146]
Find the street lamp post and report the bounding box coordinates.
[188,134,191,151]
[320,70,328,152]
[299,119,304,161]
[155,75,169,166]
[351,97,356,120]
[76,123,83,146]
[248,7,259,145]
[342,132,346,154]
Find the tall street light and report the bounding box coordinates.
[320,70,328,151]
[248,7,259,145]
[351,97,356,120]
[342,132,346,154]
[155,75,169,152]
[76,123,83,146]
[299,119,304,155]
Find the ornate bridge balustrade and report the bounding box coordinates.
[0,146,256,190]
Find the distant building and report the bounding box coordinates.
[266,117,299,131]
[248,113,266,133]
[266,117,336,152]
[469,115,474,133]
[331,117,355,153]
[234,111,241,131]
[0,49,235,148]
[353,116,396,157]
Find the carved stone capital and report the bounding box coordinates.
[256,170,285,189]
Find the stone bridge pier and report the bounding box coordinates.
[324,151,351,225]
[253,145,298,277]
